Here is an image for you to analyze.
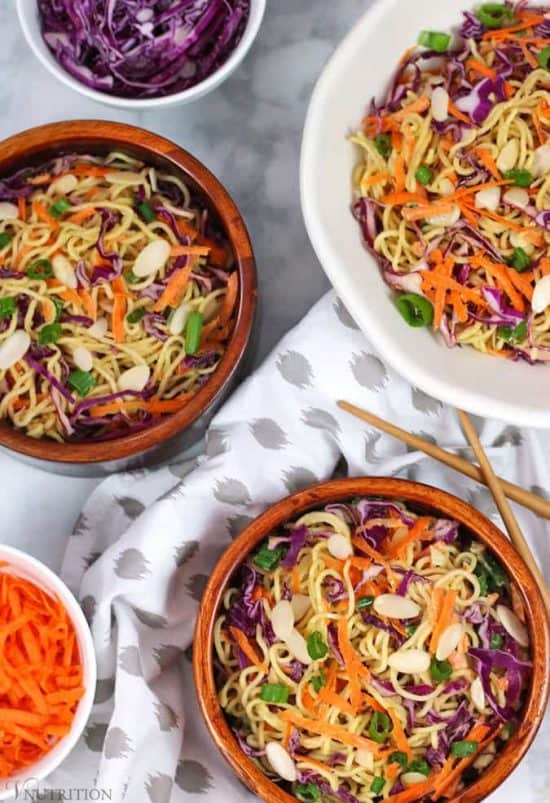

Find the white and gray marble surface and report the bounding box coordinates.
[0,0,367,565]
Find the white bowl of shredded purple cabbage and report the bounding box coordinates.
[16,0,266,108]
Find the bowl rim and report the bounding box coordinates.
[0,120,257,464]
[16,0,267,109]
[0,545,96,799]
[299,0,550,430]
[193,477,550,803]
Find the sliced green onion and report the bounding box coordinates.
[0,297,16,319]
[374,133,392,159]
[357,595,374,610]
[415,165,434,185]
[474,562,489,597]
[368,711,392,744]
[127,308,146,324]
[503,169,533,187]
[0,232,12,248]
[483,551,507,587]
[396,293,434,327]
[307,631,329,660]
[295,783,321,803]
[506,247,531,272]
[490,633,504,649]
[67,369,96,397]
[124,269,141,285]
[259,683,289,704]
[407,759,430,776]
[476,3,515,29]
[137,199,156,223]
[451,740,478,758]
[430,658,452,682]
[253,544,285,572]
[27,259,53,280]
[311,670,327,693]
[497,320,527,344]
[406,624,418,637]
[418,30,452,52]
[537,45,550,71]
[39,323,62,345]
[389,751,409,770]
[185,311,203,356]
[370,777,385,795]
[48,197,72,219]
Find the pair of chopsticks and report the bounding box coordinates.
[338,400,550,617]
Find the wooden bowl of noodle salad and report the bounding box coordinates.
[0,120,256,474]
[194,477,549,803]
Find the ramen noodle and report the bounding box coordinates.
[0,152,237,442]
[215,498,530,802]
[352,3,550,364]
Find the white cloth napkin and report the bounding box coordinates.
[41,291,550,803]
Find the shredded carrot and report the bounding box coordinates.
[112,293,126,343]
[32,201,57,231]
[362,172,389,188]
[382,191,427,206]
[170,245,211,257]
[17,198,26,222]
[448,100,472,126]
[539,258,550,277]
[394,157,406,193]
[390,96,430,123]
[291,566,301,595]
[318,687,356,716]
[431,725,495,800]
[279,709,383,756]
[88,393,194,418]
[384,777,435,803]
[402,202,454,222]
[466,58,496,79]
[70,164,111,177]
[282,721,292,751]
[386,517,431,560]
[228,627,266,672]
[0,570,84,778]
[470,254,527,310]
[66,207,95,225]
[219,272,239,327]
[153,262,193,312]
[387,708,413,760]
[79,290,97,321]
[483,14,546,40]
[474,147,501,180]
[41,298,57,325]
[429,589,457,654]
[46,280,82,307]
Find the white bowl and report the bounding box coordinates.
[0,546,96,800]
[301,0,550,428]
[16,0,266,109]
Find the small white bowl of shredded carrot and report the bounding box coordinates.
[0,546,96,798]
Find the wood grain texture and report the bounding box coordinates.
[193,477,550,803]
[0,120,257,465]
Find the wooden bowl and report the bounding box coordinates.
[194,477,550,803]
[0,120,257,474]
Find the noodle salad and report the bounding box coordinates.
[352,2,550,363]
[215,499,531,802]
[0,152,237,442]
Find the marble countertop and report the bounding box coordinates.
[0,2,547,801]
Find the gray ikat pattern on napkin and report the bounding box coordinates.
[43,291,550,803]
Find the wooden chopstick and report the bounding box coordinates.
[337,400,550,520]
[457,409,550,618]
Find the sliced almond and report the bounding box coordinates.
[355,749,374,770]
[0,202,19,220]
[402,772,429,787]
[51,174,78,195]
[471,677,485,713]
[285,629,311,665]
[118,365,150,393]
[532,275,550,314]
[52,254,77,289]
[496,604,529,647]
[436,622,464,661]
[73,346,93,372]
[510,231,534,255]
[502,187,529,210]
[87,317,108,339]
[265,742,296,782]
[105,171,144,185]
[0,331,30,370]
[438,177,455,197]
[388,649,430,674]
[431,87,449,122]
[532,143,550,177]
[270,600,294,641]
[427,205,461,228]
[374,594,420,620]
[290,594,310,621]
[496,140,518,173]
[475,186,501,212]
[133,240,171,278]
[168,302,191,335]
[327,533,352,560]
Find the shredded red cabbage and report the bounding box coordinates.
[39,0,251,99]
